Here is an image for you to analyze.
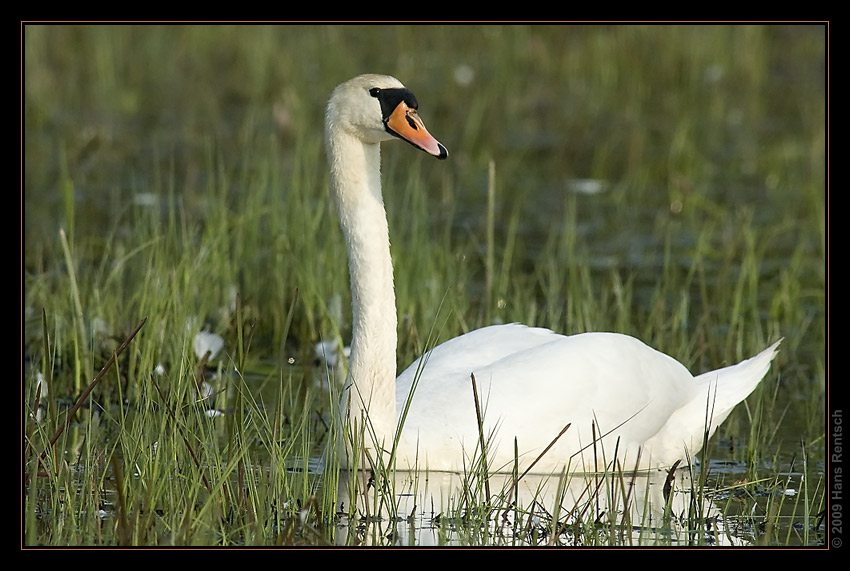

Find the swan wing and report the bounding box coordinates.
[395,325,704,472]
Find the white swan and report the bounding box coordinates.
[325,74,781,475]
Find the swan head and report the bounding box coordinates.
[326,74,448,159]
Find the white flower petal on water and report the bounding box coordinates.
[567,178,608,195]
[193,331,224,360]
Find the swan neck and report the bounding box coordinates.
[328,130,398,451]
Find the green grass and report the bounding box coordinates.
[23,24,826,546]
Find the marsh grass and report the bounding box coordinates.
[23,24,825,546]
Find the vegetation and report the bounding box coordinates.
[23,24,826,546]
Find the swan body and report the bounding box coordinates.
[325,74,780,475]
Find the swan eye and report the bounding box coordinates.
[371,87,419,121]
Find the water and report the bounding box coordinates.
[333,469,752,546]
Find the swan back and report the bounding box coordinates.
[395,326,781,473]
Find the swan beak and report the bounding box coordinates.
[387,102,448,160]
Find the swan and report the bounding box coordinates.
[325,73,781,475]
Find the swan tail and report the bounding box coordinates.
[694,338,783,430]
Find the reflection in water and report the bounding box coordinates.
[334,467,749,546]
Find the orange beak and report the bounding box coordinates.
[386,101,448,159]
